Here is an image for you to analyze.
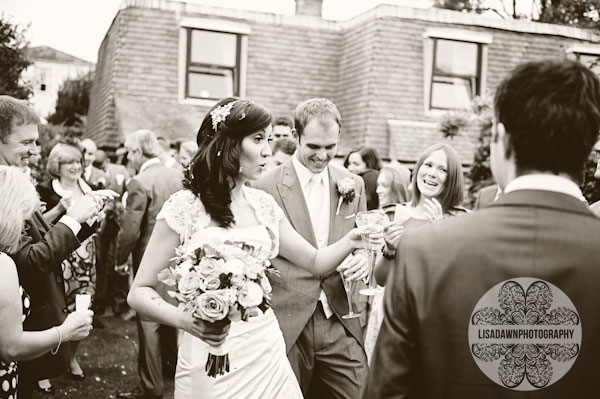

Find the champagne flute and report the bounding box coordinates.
[355,210,385,296]
[338,270,360,319]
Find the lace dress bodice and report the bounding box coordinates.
[157,186,284,259]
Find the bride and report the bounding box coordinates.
[127,98,379,399]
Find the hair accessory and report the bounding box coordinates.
[210,101,236,132]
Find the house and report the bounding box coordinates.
[87,0,600,164]
[22,46,94,120]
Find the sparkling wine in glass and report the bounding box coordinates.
[355,210,385,296]
[338,270,360,319]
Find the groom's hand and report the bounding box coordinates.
[180,312,231,346]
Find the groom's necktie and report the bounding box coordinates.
[307,174,326,246]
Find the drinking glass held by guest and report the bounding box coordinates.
[0,166,94,399]
[345,146,383,210]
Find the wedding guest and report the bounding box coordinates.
[366,145,467,364]
[116,129,183,399]
[376,165,411,218]
[93,149,130,317]
[37,142,101,380]
[80,139,108,189]
[474,184,502,209]
[156,136,177,169]
[0,166,94,399]
[0,95,106,399]
[588,141,600,217]
[177,140,197,169]
[272,116,294,143]
[255,98,370,398]
[345,146,383,210]
[365,59,600,398]
[268,137,296,169]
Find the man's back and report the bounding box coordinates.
[367,189,600,398]
[119,164,182,268]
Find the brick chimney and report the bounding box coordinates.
[295,0,323,18]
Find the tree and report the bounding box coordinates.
[0,15,32,99]
[435,0,600,27]
[47,72,93,126]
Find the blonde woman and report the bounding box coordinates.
[0,166,93,399]
[36,142,100,380]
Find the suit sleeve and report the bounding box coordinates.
[14,220,81,287]
[363,234,421,399]
[117,178,148,265]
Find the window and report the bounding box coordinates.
[566,46,600,70]
[36,68,50,92]
[430,39,481,110]
[178,18,250,104]
[423,29,492,113]
[185,29,241,99]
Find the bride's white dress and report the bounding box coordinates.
[157,187,303,399]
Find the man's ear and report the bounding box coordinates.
[292,128,299,143]
[496,122,513,159]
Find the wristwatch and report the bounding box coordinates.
[382,245,396,260]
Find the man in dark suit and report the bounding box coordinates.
[0,95,103,399]
[365,60,600,398]
[116,129,182,399]
[254,98,368,399]
[93,149,131,317]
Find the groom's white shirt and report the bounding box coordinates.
[292,154,334,318]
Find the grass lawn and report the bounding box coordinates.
[32,312,174,399]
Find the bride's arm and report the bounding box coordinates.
[127,220,230,345]
[278,216,377,278]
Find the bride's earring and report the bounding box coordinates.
[239,166,244,173]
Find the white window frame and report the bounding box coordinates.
[423,28,492,116]
[566,46,600,69]
[178,18,250,106]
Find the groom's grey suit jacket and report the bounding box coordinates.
[253,159,367,352]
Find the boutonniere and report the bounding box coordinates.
[336,177,356,215]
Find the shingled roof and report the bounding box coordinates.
[25,46,94,66]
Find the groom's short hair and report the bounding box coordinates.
[293,98,341,137]
[494,59,600,179]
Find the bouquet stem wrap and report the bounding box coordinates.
[205,344,229,377]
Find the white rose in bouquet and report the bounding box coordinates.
[194,289,231,322]
[197,257,223,278]
[259,275,272,296]
[178,273,202,296]
[200,275,222,291]
[238,281,264,308]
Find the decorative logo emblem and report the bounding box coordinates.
[468,278,581,391]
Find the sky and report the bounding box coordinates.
[1,0,432,64]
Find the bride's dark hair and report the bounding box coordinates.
[183,97,272,228]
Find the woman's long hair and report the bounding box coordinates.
[0,166,38,253]
[184,98,272,228]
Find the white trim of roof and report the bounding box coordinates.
[122,0,339,30]
[423,28,493,44]
[566,45,600,55]
[341,4,600,42]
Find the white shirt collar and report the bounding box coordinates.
[291,153,329,190]
[52,178,92,197]
[140,157,161,174]
[504,174,585,201]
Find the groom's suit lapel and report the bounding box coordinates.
[276,160,318,247]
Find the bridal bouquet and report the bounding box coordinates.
[157,234,277,377]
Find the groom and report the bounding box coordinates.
[255,98,368,398]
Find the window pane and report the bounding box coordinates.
[188,71,234,99]
[578,54,599,68]
[434,39,478,76]
[190,30,237,67]
[431,77,472,109]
